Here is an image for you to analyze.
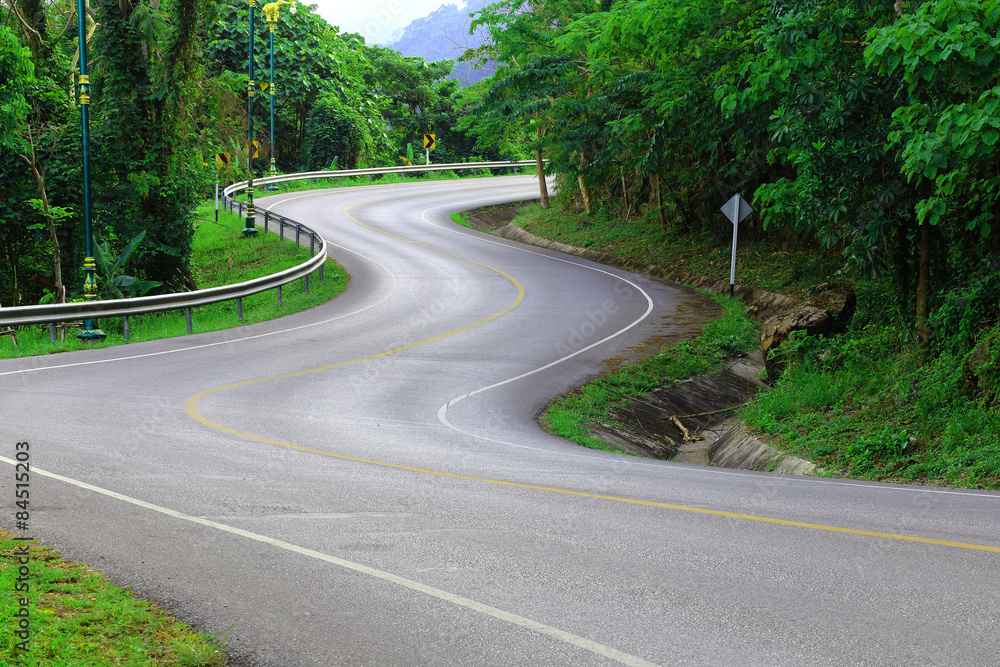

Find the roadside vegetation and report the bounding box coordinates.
[738,283,1000,489]
[459,0,1000,491]
[0,201,348,359]
[514,203,842,299]
[523,191,1000,490]
[0,529,228,666]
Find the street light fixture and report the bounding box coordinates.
[76,0,105,340]
[263,1,295,191]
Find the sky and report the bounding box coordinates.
[305,0,464,45]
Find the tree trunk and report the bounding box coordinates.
[536,148,549,209]
[578,153,592,214]
[621,170,630,220]
[535,123,549,208]
[915,220,931,348]
[26,158,66,304]
[652,172,666,230]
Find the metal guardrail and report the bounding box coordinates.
[223,160,537,197]
[0,161,536,338]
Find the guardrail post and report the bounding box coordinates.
[49,323,55,342]
[296,224,301,247]
[123,316,129,342]
[310,232,315,257]
[338,177,341,186]
[237,297,243,321]
[368,175,372,184]
[319,261,324,281]
[186,308,193,334]
[264,210,269,233]
[304,274,309,294]
[279,217,285,241]
[277,285,282,304]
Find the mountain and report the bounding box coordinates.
[386,1,495,85]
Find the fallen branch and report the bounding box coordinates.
[671,415,703,442]
[675,407,735,420]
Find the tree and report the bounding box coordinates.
[89,0,218,289]
[2,17,79,304]
[206,0,371,170]
[867,0,1000,343]
[302,93,372,170]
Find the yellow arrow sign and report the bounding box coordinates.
[423,134,436,150]
[245,141,260,158]
[216,152,231,168]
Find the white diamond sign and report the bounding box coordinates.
[721,193,753,226]
[720,193,754,295]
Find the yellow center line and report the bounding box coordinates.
[184,194,1000,557]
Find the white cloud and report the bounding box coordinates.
[304,0,463,44]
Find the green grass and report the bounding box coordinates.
[0,201,349,359]
[514,202,844,298]
[1,529,228,665]
[738,327,1000,489]
[541,295,758,451]
[449,212,475,230]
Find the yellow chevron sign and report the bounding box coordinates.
[423,134,436,149]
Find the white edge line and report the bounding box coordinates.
[0,455,659,667]
[413,197,1000,501]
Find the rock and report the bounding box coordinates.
[760,305,831,379]
[807,286,857,332]
[759,286,858,380]
[964,326,999,403]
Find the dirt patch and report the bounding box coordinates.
[465,204,535,231]
[603,302,723,373]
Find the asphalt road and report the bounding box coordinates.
[2,176,998,666]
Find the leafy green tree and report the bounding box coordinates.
[717,0,903,259]
[1,15,84,305]
[90,0,217,289]
[468,0,600,208]
[206,1,371,170]
[302,93,373,170]
[0,25,31,145]
[867,0,1000,341]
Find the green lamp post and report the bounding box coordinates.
[243,0,260,237]
[263,0,295,192]
[76,0,105,340]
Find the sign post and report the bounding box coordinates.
[720,193,754,297]
[423,134,436,165]
[215,153,231,223]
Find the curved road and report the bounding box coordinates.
[2,176,998,666]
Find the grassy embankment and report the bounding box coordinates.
[0,200,348,359]
[511,202,1000,490]
[1,529,227,665]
